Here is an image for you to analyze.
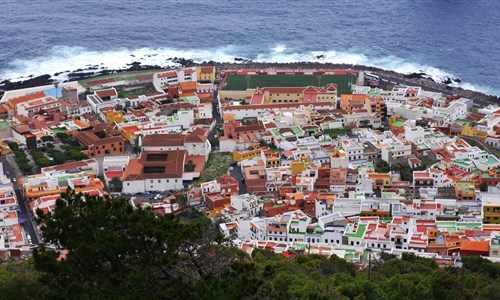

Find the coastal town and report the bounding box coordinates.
[1,65,500,266]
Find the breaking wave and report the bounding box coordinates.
[1,44,499,96]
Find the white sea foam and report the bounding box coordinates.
[272,45,287,53]
[1,45,498,96]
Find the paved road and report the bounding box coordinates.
[212,88,222,125]
[207,87,223,148]
[376,73,499,107]
[376,74,454,95]
[229,165,247,195]
[460,136,500,157]
[3,156,41,245]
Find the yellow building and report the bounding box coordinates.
[483,194,500,224]
[459,123,487,138]
[105,110,125,123]
[121,125,140,142]
[290,160,306,176]
[233,149,261,162]
[368,172,392,189]
[197,66,216,82]
[340,94,369,113]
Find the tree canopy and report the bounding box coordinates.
[5,190,494,299]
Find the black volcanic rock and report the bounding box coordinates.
[442,77,453,84]
[405,72,427,79]
[172,58,194,67]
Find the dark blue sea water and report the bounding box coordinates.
[1,0,499,95]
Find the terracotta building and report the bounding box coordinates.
[75,124,125,157]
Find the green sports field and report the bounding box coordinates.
[222,74,356,95]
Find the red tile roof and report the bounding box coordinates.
[179,81,197,92]
[85,78,116,86]
[461,240,489,252]
[104,171,124,179]
[185,133,206,143]
[95,88,117,98]
[122,150,185,180]
[157,71,177,78]
[142,134,186,147]
[5,91,45,110]
[200,66,214,73]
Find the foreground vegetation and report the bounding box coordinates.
[195,152,232,185]
[1,190,499,299]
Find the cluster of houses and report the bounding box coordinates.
[0,66,499,264]
[0,161,27,256]
[0,66,219,253]
[211,70,500,262]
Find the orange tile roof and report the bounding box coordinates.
[104,171,123,179]
[5,91,45,110]
[179,81,197,92]
[341,94,369,101]
[185,155,206,173]
[73,119,90,128]
[122,150,185,181]
[460,240,489,252]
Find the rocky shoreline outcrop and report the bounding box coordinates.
[1,60,498,105]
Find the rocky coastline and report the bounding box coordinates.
[1,59,498,105]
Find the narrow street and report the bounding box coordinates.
[3,155,40,245]
[229,165,247,195]
[208,86,246,194]
[207,87,223,150]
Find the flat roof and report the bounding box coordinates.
[344,224,367,238]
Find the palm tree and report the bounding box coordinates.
[185,160,195,172]
[54,81,60,98]
[110,176,122,192]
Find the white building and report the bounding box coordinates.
[153,67,197,89]
[121,150,185,193]
[16,96,60,117]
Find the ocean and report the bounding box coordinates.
[1,0,499,96]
